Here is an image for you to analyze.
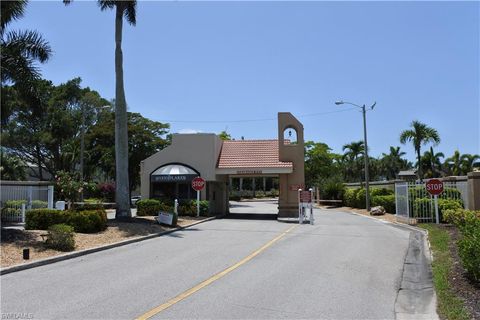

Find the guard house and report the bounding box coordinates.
[140,112,305,218]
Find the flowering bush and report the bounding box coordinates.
[55,171,82,205]
[98,182,115,202]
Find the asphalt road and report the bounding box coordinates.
[1,201,412,320]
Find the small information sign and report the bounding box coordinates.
[157,211,174,226]
[300,191,312,203]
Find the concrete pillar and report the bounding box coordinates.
[467,172,480,210]
[239,178,243,191]
[263,177,266,191]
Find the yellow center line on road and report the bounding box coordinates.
[135,224,298,320]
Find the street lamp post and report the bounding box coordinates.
[79,102,86,202]
[335,100,376,211]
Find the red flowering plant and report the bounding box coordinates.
[98,182,115,202]
[55,171,83,208]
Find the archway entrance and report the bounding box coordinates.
[150,163,199,201]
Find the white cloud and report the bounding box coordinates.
[178,128,203,134]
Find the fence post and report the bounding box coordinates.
[467,172,480,210]
[27,186,33,210]
[21,203,26,223]
[48,185,54,209]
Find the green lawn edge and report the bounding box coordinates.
[419,224,470,320]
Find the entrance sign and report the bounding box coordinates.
[157,212,174,225]
[425,179,444,224]
[156,199,178,226]
[298,188,314,225]
[192,177,205,217]
[192,177,206,191]
[299,191,312,203]
[426,179,444,196]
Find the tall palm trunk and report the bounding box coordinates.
[416,147,422,180]
[114,5,131,218]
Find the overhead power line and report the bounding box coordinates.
[158,107,358,123]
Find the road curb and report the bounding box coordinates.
[0,216,217,276]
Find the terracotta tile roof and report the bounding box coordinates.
[217,140,293,169]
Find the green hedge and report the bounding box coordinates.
[46,224,75,251]
[137,199,210,217]
[371,195,396,214]
[179,200,209,216]
[443,209,480,282]
[322,181,345,200]
[67,210,107,233]
[26,209,107,233]
[136,199,173,216]
[26,209,67,230]
[344,187,393,210]
[344,188,357,207]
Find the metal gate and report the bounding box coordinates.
[395,180,467,223]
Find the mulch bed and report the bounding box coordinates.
[444,225,480,319]
[1,216,209,268]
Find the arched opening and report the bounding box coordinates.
[150,163,200,200]
[283,127,297,145]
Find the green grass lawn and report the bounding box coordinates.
[419,224,470,320]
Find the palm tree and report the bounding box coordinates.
[400,120,440,180]
[1,0,52,86]
[445,150,463,176]
[342,141,365,182]
[65,0,136,218]
[0,149,27,180]
[342,141,365,162]
[381,146,407,179]
[461,154,480,174]
[420,147,444,178]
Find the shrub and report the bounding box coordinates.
[229,194,241,201]
[67,210,107,233]
[438,199,463,217]
[443,209,480,282]
[179,200,196,216]
[371,195,396,213]
[32,200,48,208]
[26,209,67,230]
[136,199,162,216]
[370,188,394,197]
[267,189,279,197]
[98,182,115,202]
[199,200,209,216]
[355,188,367,209]
[322,181,346,200]
[254,190,266,198]
[73,202,104,211]
[343,188,358,207]
[46,224,75,251]
[26,208,106,233]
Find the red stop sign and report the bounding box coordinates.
[426,179,444,196]
[191,177,205,191]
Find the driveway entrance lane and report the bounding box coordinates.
[152,210,411,319]
[1,219,291,320]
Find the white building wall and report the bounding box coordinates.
[140,133,223,199]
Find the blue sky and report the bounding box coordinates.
[12,1,480,161]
